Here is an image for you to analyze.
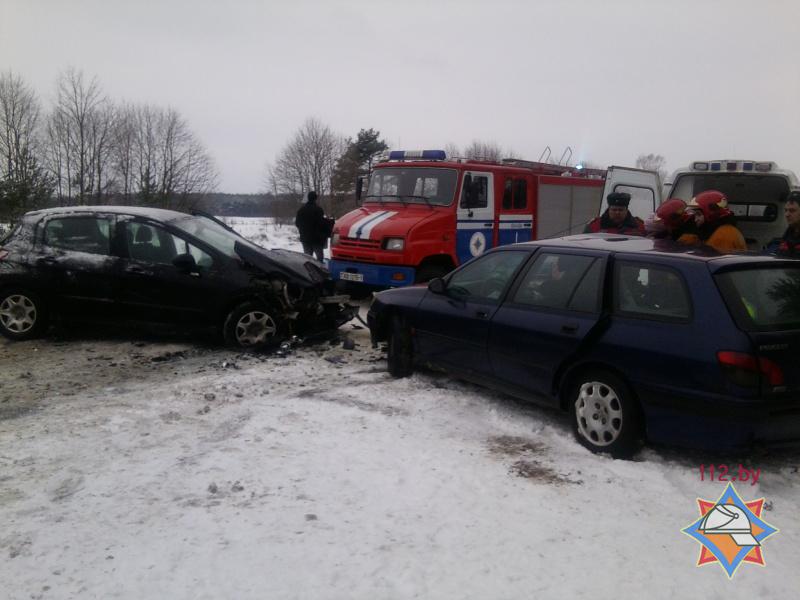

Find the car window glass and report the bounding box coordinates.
[512,253,596,310]
[513,178,528,209]
[460,174,488,209]
[615,263,691,320]
[127,222,213,268]
[44,217,111,255]
[568,259,603,312]
[716,267,800,331]
[447,251,527,301]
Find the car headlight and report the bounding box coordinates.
[331,232,340,246]
[384,237,404,251]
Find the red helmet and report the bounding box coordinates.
[689,190,732,222]
[655,198,688,229]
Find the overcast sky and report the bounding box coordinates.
[3,0,799,193]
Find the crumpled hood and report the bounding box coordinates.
[235,241,327,286]
[337,205,447,241]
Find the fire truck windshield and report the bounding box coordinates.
[365,167,458,206]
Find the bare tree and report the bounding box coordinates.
[266,117,344,201]
[114,104,216,209]
[44,68,111,204]
[636,153,668,183]
[0,71,52,220]
[462,140,507,161]
[443,143,461,159]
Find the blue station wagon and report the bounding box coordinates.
[368,235,800,457]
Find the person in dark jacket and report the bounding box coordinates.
[584,192,645,235]
[295,191,329,261]
[776,191,800,257]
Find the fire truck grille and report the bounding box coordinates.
[335,253,377,262]
[338,238,381,250]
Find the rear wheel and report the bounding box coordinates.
[0,289,48,341]
[223,301,285,350]
[387,315,413,378]
[569,369,642,458]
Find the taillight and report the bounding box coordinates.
[717,351,785,387]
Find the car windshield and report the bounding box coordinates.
[365,167,457,206]
[716,266,800,331]
[170,216,250,258]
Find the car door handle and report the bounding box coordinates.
[37,256,57,266]
[126,265,148,275]
[561,321,579,333]
[475,309,489,319]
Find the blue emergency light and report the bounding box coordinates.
[388,150,447,161]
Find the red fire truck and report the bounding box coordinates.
[329,150,658,290]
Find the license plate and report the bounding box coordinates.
[339,272,364,282]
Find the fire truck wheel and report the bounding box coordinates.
[568,369,643,459]
[387,315,413,378]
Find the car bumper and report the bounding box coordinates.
[329,259,416,288]
[641,387,800,451]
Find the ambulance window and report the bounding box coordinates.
[503,178,513,209]
[514,179,528,209]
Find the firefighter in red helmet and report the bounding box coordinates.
[686,190,747,252]
[650,198,701,244]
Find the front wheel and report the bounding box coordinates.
[0,289,48,341]
[223,301,285,350]
[387,315,413,378]
[568,369,642,458]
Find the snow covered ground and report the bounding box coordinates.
[1,218,799,599]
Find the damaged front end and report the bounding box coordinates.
[235,241,358,337]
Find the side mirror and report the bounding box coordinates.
[428,277,446,294]
[172,253,197,272]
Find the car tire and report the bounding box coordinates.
[387,315,413,378]
[223,301,285,350]
[0,288,48,341]
[568,369,642,458]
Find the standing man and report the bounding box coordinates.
[295,191,328,262]
[584,192,645,235]
[777,191,800,257]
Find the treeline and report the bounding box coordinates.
[0,69,217,223]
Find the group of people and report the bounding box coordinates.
[584,189,800,257]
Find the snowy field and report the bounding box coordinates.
[1,218,799,599]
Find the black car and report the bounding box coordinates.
[368,235,800,456]
[0,207,355,348]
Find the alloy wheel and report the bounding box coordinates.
[574,380,623,447]
[0,294,38,334]
[234,310,277,346]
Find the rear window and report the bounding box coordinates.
[716,267,800,331]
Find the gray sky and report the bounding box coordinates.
[3,0,799,193]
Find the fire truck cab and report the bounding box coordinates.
[329,150,656,290]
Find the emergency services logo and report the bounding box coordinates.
[682,483,778,578]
